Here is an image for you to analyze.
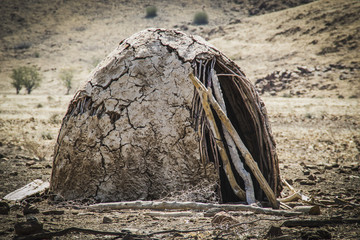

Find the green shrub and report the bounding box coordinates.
[10,66,42,94]
[145,6,157,18]
[49,113,61,124]
[14,42,32,50]
[305,113,313,119]
[59,68,74,95]
[193,11,208,25]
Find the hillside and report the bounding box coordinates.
[1,0,323,96]
[210,0,360,98]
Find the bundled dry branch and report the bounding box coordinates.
[190,73,279,209]
[211,69,256,205]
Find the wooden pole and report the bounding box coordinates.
[189,73,279,209]
[190,73,246,201]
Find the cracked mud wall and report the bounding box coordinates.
[50,29,219,201]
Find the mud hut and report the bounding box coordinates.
[50,29,281,208]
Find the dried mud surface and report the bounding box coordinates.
[0,0,359,239]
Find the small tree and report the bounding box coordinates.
[22,66,42,94]
[10,67,24,94]
[59,68,74,95]
[145,6,157,18]
[10,66,41,94]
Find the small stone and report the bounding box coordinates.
[351,165,359,171]
[307,174,316,181]
[338,167,348,173]
[303,170,310,175]
[14,217,43,236]
[23,204,39,215]
[316,229,331,239]
[299,180,316,185]
[265,225,283,238]
[103,216,113,224]
[42,210,65,215]
[211,211,238,226]
[29,164,43,169]
[26,160,36,166]
[324,164,332,170]
[0,157,9,162]
[0,201,10,215]
[10,171,18,176]
[343,205,354,210]
[332,163,340,168]
[285,179,293,185]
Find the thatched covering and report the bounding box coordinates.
[50,29,281,206]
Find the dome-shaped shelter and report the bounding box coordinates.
[50,29,281,207]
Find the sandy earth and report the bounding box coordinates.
[0,0,359,239]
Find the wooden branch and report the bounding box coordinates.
[14,227,142,240]
[190,73,246,201]
[279,192,301,203]
[281,179,312,203]
[3,179,49,201]
[282,218,360,227]
[211,69,256,205]
[145,211,199,217]
[293,205,320,215]
[88,201,301,216]
[189,73,279,209]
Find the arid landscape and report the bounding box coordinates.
[0,0,359,239]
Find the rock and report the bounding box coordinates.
[211,211,238,226]
[103,216,113,224]
[265,225,283,239]
[14,217,43,236]
[303,164,318,170]
[301,229,331,240]
[42,210,65,215]
[324,164,333,170]
[26,160,36,166]
[307,174,316,181]
[0,201,10,215]
[29,164,43,169]
[0,157,9,162]
[23,204,39,215]
[343,205,354,210]
[332,163,340,168]
[303,170,310,175]
[297,66,312,74]
[299,180,316,186]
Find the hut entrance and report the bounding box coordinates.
[50,29,281,208]
[190,57,281,206]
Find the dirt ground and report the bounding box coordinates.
[0,0,359,239]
